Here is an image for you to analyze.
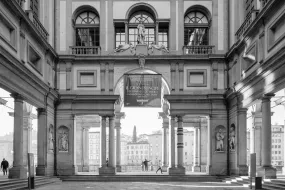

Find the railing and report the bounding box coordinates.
[260,0,270,9]
[183,45,215,55]
[15,0,24,7]
[236,10,259,39]
[32,14,49,41]
[70,46,101,55]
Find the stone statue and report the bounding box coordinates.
[114,43,134,53]
[229,125,235,151]
[216,129,225,151]
[49,127,54,151]
[137,21,146,44]
[59,132,68,152]
[149,42,169,53]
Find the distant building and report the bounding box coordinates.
[126,141,149,165]
[147,133,163,166]
[89,132,100,165]
[271,125,284,167]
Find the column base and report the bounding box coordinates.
[192,165,201,172]
[238,165,248,176]
[162,165,168,172]
[257,166,277,179]
[82,166,89,172]
[56,165,78,176]
[99,167,116,175]
[8,166,27,179]
[168,167,186,175]
[206,165,212,175]
[116,165,122,172]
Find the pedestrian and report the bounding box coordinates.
[106,158,109,167]
[143,158,151,171]
[141,161,144,171]
[156,165,163,174]
[1,158,9,175]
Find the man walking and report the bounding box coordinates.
[143,159,151,171]
[1,158,9,175]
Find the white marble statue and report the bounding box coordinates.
[216,129,225,151]
[137,21,146,44]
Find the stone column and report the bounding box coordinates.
[192,125,201,172]
[206,116,212,174]
[99,116,107,175]
[115,112,125,172]
[158,112,169,171]
[9,94,27,179]
[237,108,249,175]
[36,108,48,176]
[258,94,276,179]
[168,116,176,173]
[82,127,90,172]
[177,116,185,171]
[108,116,115,168]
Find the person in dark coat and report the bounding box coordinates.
[1,158,9,175]
[143,159,151,171]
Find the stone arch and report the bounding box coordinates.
[114,68,171,112]
[214,125,226,152]
[72,5,100,26]
[125,2,159,20]
[184,5,212,22]
[57,126,69,152]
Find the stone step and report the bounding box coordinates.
[60,175,222,182]
[0,177,61,190]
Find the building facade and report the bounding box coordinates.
[0,0,285,179]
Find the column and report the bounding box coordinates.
[258,94,276,179]
[206,116,212,174]
[108,116,115,168]
[36,108,48,176]
[115,112,125,172]
[125,22,128,44]
[9,94,27,179]
[177,116,184,169]
[168,116,175,170]
[99,116,107,172]
[162,119,169,169]
[82,127,90,172]
[192,125,201,172]
[237,108,249,175]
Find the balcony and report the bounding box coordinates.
[235,10,259,39]
[70,46,101,55]
[183,45,215,55]
[31,14,49,41]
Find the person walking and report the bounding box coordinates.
[1,158,9,175]
[156,165,163,174]
[106,158,109,167]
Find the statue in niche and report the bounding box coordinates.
[137,21,146,44]
[216,128,225,151]
[59,131,68,152]
[49,126,54,151]
[229,124,235,151]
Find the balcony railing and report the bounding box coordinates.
[236,10,259,39]
[15,0,24,7]
[32,14,49,41]
[183,45,215,55]
[70,46,101,55]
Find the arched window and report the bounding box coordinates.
[128,11,155,46]
[184,11,209,46]
[75,11,100,47]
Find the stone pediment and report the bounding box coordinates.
[111,43,169,56]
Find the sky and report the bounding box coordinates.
[0,87,284,137]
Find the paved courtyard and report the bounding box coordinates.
[36,182,247,190]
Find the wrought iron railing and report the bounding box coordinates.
[70,46,101,55]
[183,45,215,55]
[32,14,49,40]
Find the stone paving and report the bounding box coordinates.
[36,181,248,190]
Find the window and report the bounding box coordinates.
[184,11,209,46]
[75,11,100,47]
[0,10,16,50]
[28,43,42,74]
[158,27,168,48]
[128,11,155,46]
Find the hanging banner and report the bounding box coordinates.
[124,74,162,107]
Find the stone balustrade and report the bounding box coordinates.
[32,14,49,41]
[70,46,101,55]
[183,45,215,55]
